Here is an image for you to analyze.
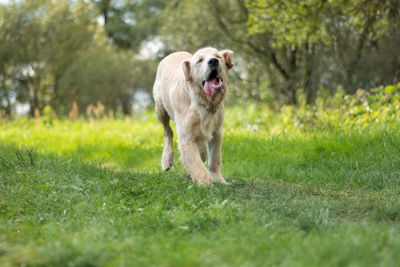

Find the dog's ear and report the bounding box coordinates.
[220,50,234,70]
[182,59,191,81]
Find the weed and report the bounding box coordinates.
[14,147,38,167]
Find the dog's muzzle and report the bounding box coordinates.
[202,62,223,101]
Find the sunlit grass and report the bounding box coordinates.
[1,106,400,266]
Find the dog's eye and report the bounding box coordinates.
[197,58,203,64]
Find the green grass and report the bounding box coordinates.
[1,107,400,266]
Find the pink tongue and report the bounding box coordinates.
[204,78,222,100]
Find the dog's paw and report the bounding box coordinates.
[161,151,174,171]
[210,171,228,184]
[162,159,173,171]
[192,172,212,185]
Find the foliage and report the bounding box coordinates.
[1,96,400,265]
[246,0,331,47]
[1,0,400,116]
[0,0,100,116]
[0,0,161,116]
[92,0,166,50]
[225,83,400,136]
[160,0,400,104]
[58,48,134,114]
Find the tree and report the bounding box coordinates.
[323,0,400,91]
[92,0,166,50]
[58,47,156,115]
[160,0,400,105]
[0,3,18,116]
[161,0,316,104]
[0,0,100,116]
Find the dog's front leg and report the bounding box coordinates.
[178,138,211,185]
[176,114,212,185]
[208,128,227,184]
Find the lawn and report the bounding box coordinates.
[1,105,400,266]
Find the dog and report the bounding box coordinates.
[153,47,234,185]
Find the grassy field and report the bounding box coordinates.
[1,104,400,266]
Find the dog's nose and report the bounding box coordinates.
[208,58,219,67]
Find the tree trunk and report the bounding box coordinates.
[289,85,297,105]
[29,76,40,117]
[101,0,111,25]
[305,42,315,105]
[120,93,131,115]
[287,47,298,105]
[2,87,12,117]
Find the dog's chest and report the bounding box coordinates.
[196,109,220,141]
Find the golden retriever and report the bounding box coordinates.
[153,47,233,185]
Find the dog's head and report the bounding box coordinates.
[182,47,233,105]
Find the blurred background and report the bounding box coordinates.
[0,0,399,118]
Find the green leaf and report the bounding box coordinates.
[385,85,396,94]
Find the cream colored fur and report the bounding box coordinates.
[153,47,233,185]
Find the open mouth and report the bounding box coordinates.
[201,70,223,100]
